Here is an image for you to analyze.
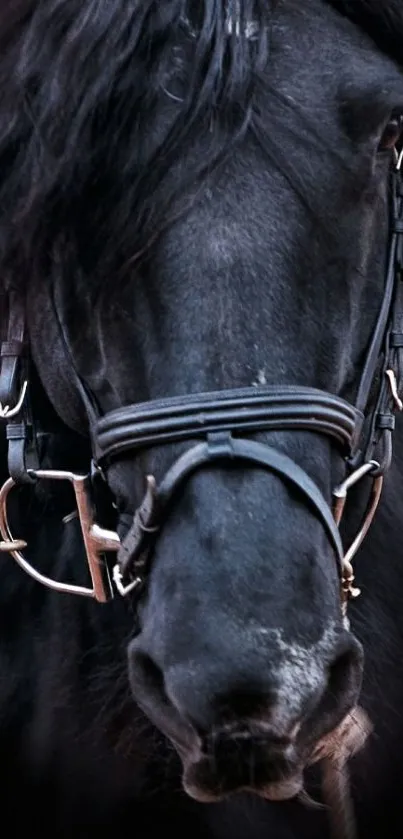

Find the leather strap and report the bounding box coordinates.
[354,170,402,416]
[0,290,25,406]
[118,431,344,579]
[95,386,362,463]
[352,170,403,464]
[0,290,37,482]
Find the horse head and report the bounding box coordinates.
[1,0,403,806]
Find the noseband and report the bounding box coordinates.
[1,156,403,622]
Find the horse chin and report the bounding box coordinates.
[176,706,373,805]
[257,777,305,801]
[179,747,304,804]
[182,765,304,803]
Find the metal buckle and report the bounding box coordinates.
[333,461,383,612]
[0,380,28,419]
[386,369,403,412]
[395,148,403,172]
[0,469,121,602]
[0,458,385,609]
[112,564,143,597]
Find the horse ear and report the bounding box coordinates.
[329,0,403,64]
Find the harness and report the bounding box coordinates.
[0,155,403,623]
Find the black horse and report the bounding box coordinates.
[1,2,403,837]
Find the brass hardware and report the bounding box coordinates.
[333,461,382,612]
[386,369,403,412]
[0,470,120,601]
[0,538,27,552]
[0,380,28,419]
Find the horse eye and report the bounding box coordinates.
[379,112,403,151]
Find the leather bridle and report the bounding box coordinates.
[1,154,403,624]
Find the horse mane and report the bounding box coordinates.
[0,0,269,292]
[0,0,402,296]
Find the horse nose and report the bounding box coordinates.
[129,632,363,744]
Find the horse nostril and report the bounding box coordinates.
[317,638,364,724]
[129,648,200,754]
[132,651,166,696]
[328,650,354,696]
